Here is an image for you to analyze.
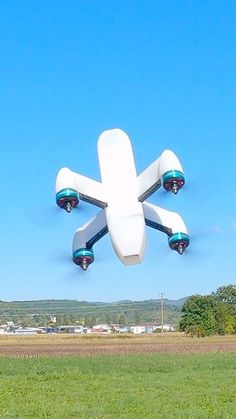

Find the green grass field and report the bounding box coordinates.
[0,352,236,418]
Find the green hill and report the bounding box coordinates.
[0,298,186,327]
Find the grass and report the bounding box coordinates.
[0,352,236,418]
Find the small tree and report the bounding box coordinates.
[118,313,127,325]
[213,284,236,334]
[180,295,217,336]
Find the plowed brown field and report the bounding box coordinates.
[0,334,236,356]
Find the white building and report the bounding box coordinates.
[130,326,146,334]
[154,324,175,332]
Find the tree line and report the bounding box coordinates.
[180,284,236,336]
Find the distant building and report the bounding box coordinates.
[112,325,130,333]
[58,325,84,334]
[87,324,112,334]
[154,324,175,332]
[12,327,43,335]
[130,325,146,334]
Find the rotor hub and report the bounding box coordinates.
[162,170,185,194]
[168,232,189,254]
[56,188,79,212]
[73,248,94,270]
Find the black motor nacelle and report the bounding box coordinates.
[73,248,94,270]
[162,170,185,194]
[168,232,189,255]
[56,188,79,212]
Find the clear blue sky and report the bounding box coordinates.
[1,0,236,302]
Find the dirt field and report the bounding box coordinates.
[0,333,236,356]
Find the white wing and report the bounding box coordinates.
[143,201,188,235]
[56,167,107,208]
[138,158,161,202]
[73,210,108,251]
[138,150,184,201]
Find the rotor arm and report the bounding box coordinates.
[56,167,107,209]
[72,210,108,270]
[73,209,108,251]
[143,201,189,254]
[143,202,188,235]
[138,158,161,202]
[138,150,185,201]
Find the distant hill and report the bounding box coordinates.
[0,298,187,328]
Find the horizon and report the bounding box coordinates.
[0,294,206,304]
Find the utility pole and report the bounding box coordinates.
[159,293,165,337]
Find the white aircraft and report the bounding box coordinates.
[55,129,189,270]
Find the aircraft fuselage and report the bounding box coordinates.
[97,129,146,265]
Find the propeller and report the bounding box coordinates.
[49,245,105,274]
[28,202,82,229]
[157,176,203,204]
[177,223,219,261]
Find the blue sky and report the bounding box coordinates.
[0,0,236,302]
